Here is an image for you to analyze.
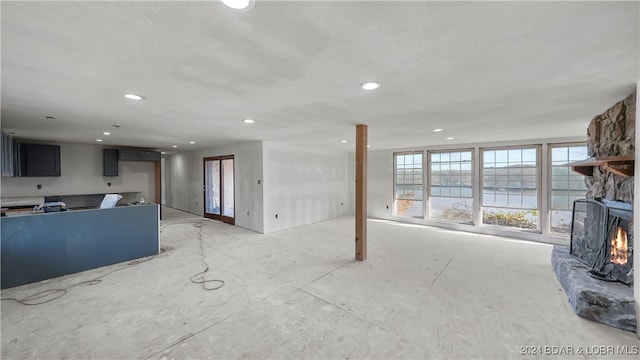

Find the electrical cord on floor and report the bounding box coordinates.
[189,221,224,291]
[0,254,161,306]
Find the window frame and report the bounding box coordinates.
[479,144,542,232]
[547,142,588,237]
[427,148,475,223]
[393,151,425,218]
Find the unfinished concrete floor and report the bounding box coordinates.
[2,207,639,359]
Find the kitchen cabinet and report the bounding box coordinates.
[119,149,160,162]
[103,149,119,176]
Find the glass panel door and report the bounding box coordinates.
[203,155,234,224]
[222,158,234,218]
[205,159,220,215]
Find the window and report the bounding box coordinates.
[481,147,540,230]
[429,150,473,223]
[394,152,423,217]
[549,144,588,235]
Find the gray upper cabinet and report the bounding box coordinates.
[119,149,160,162]
[19,143,61,177]
[103,149,119,176]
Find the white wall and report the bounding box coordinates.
[1,142,154,202]
[358,137,585,244]
[262,141,350,234]
[165,141,264,233]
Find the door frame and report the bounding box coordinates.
[203,155,235,225]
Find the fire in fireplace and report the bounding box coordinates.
[570,199,633,285]
[610,226,629,265]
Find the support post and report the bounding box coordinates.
[154,161,161,204]
[356,124,368,261]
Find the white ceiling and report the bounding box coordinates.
[1,1,638,152]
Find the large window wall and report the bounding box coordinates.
[388,141,586,241]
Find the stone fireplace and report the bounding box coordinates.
[552,90,636,332]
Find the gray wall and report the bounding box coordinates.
[1,142,154,202]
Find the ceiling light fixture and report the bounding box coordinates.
[446,137,455,140]
[367,145,371,148]
[172,145,178,148]
[243,119,255,124]
[221,0,255,10]
[189,141,195,144]
[361,82,381,91]
[45,116,56,120]
[124,93,145,100]
[96,139,103,142]
[103,132,111,136]
[341,140,348,143]
[161,151,166,155]
[432,128,444,132]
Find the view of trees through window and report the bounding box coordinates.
[550,145,588,235]
[429,150,473,223]
[481,147,539,229]
[394,152,423,217]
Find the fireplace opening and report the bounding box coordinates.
[570,199,633,285]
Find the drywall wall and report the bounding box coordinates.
[262,141,350,234]
[166,141,264,233]
[164,151,193,212]
[367,150,395,219]
[1,142,154,202]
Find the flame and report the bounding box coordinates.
[610,227,628,265]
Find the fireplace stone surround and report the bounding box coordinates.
[552,90,636,332]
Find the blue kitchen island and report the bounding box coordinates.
[1,204,160,289]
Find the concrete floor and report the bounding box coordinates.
[2,207,639,359]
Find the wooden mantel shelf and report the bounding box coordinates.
[568,156,634,177]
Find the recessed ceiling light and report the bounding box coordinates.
[367,145,371,148]
[103,132,111,136]
[341,140,348,143]
[124,93,145,100]
[446,137,455,140]
[243,119,255,124]
[432,128,444,132]
[172,145,178,148]
[161,151,166,155]
[189,141,195,144]
[361,82,381,90]
[221,0,255,10]
[96,139,103,142]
